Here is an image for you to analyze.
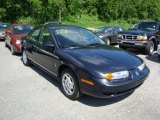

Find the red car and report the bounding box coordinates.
[5,24,34,55]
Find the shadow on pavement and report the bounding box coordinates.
[145,53,160,63]
[78,92,133,107]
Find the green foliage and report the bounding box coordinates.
[1,0,160,28]
[16,17,36,24]
[63,15,132,30]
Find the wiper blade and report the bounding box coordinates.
[63,44,84,49]
[87,43,103,46]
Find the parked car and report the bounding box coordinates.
[21,24,150,100]
[0,23,11,40]
[44,21,60,25]
[117,22,160,55]
[5,24,34,55]
[95,26,124,45]
[157,44,160,60]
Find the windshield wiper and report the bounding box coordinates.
[63,44,84,49]
[87,43,103,46]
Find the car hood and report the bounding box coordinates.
[13,34,26,40]
[119,29,155,36]
[63,46,143,78]
[0,29,6,33]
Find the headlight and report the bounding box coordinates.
[105,70,129,81]
[136,35,147,41]
[138,63,146,71]
[16,40,21,45]
[117,34,123,39]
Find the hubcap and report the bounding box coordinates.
[11,45,14,53]
[106,39,110,45]
[22,50,28,64]
[62,73,75,95]
[150,44,154,54]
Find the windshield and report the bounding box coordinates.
[0,23,11,30]
[13,25,34,34]
[133,22,157,31]
[53,27,105,48]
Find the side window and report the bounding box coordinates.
[40,28,53,44]
[28,27,41,41]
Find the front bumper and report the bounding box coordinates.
[80,67,150,98]
[14,43,22,53]
[118,39,148,48]
[0,34,5,39]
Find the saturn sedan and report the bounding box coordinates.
[21,24,150,100]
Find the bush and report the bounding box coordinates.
[16,17,36,24]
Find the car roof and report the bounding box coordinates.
[35,24,84,30]
[12,24,33,26]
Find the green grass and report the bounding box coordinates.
[63,15,133,30]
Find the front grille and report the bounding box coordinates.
[122,34,138,40]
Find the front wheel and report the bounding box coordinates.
[22,50,30,66]
[104,38,111,45]
[145,41,154,55]
[61,69,81,100]
[11,44,16,55]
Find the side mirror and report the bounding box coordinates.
[43,42,55,48]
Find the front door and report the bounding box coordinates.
[25,27,42,61]
[36,28,60,76]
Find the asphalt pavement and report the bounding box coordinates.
[0,41,160,120]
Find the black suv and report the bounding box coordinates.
[117,22,160,55]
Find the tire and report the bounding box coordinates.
[22,49,30,66]
[5,42,7,47]
[159,55,160,61]
[104,38,111,45]
[145,41,154,55]
[11,44,16,55]
[119,45,127,50]
[61,69,81,100]
[4,37,8,47]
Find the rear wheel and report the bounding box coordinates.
[61,69,81,100]
[22,49,30,66]
[159,55,160,61]
[145,41,154,55]
[119,45,127,50]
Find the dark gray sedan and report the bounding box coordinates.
[96,26,124,45]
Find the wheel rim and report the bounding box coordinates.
[106,39,110,45]
[22,50,28,64]
[62,73,75,95]
[150,44,154,54]
[11,45,14,54]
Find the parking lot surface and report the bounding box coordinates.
[0,41,160,120]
